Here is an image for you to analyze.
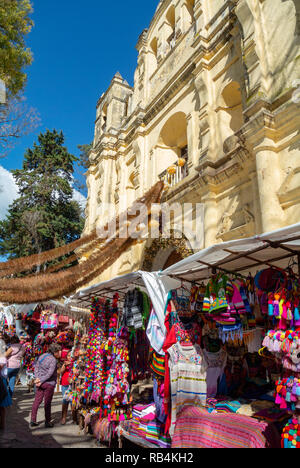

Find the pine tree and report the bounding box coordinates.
[0,129,85,259]
[0,0,33,97]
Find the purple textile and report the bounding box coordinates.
[153,377,166,424]
[34,353,57,386]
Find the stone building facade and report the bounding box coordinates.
[83,0,300,282]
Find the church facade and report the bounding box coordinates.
[83,0,300,282]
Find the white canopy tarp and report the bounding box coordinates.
[66,271,180,335]
[161,223,300,282]
[0,304,14,327]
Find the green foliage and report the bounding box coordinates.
[0,129,85,259]
[0,0,33,96]
[77,143,92,170]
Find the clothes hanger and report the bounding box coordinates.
[174,281,190,297]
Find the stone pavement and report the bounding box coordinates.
[0,385,99,448]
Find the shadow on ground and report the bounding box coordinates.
[0,386,98,448]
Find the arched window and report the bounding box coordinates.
[150,37,158,57]
[149,37,158,75]
[218,81,244,150]
[156,112,189,187]
[220,82,244,134]
[166,6,176,49]
[102,103,108,132]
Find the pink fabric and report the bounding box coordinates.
[172,406,280,448]
[7,344,25,369]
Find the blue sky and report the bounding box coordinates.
[0,0,158,195]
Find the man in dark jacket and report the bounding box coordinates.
[30,343,62,428]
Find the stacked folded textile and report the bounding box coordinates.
[145,421,171,448]
[129,404,171,448]
[130,404,155,437]
[214,400,242,414]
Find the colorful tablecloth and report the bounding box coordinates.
[172,406,280,448]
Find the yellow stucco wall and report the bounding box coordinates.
[83,0,300,286]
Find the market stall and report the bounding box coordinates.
[66,223,300,449]
[159,223,300,448]
[6,301,89,393]
[65,272,180,447]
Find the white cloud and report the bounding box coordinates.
[0,164,86,221]
[0,165,19,220]
[73,189,87,210]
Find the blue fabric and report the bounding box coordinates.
[0,377,12,408]
[7,367,20,396]
[61,385,71,404]
[217,372,228,396]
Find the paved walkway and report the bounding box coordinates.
[0,386,99,448]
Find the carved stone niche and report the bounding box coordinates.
[277,166,300,210]
[130,169,140,190]
[217,203,255,241]
[223,135,240,154]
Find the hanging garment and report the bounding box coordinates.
[167,342,208,437]
[190,285,206,315]
[149,349,165,379]
[129,328,150,382]
[146,308,166,356]
[171,290,191,319]
[123,288,144,330]
[202,274,230,314]
[153,377,167,424]
[203,348,227,398]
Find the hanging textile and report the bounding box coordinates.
[167,341,208,437]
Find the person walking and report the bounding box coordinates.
[0,339,12,430]
[5,335,25,397]
[30,343,62,428]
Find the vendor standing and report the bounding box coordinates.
[30,343,62,428]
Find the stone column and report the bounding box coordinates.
[249,171,263,234]
[149,147,157,186]
[186,112,199,167]
[100,157,114,224]
[202,191,219,248]
[255,145,285,233]
[86,165,98,232]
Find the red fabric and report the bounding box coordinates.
[162,302,177,435]
[61,368,71,386]
[61,349,72,386]
[32,310,41,322]
[61,349,69,360]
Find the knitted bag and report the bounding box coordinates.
[149,349,165,378]
[209,297,229,314]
